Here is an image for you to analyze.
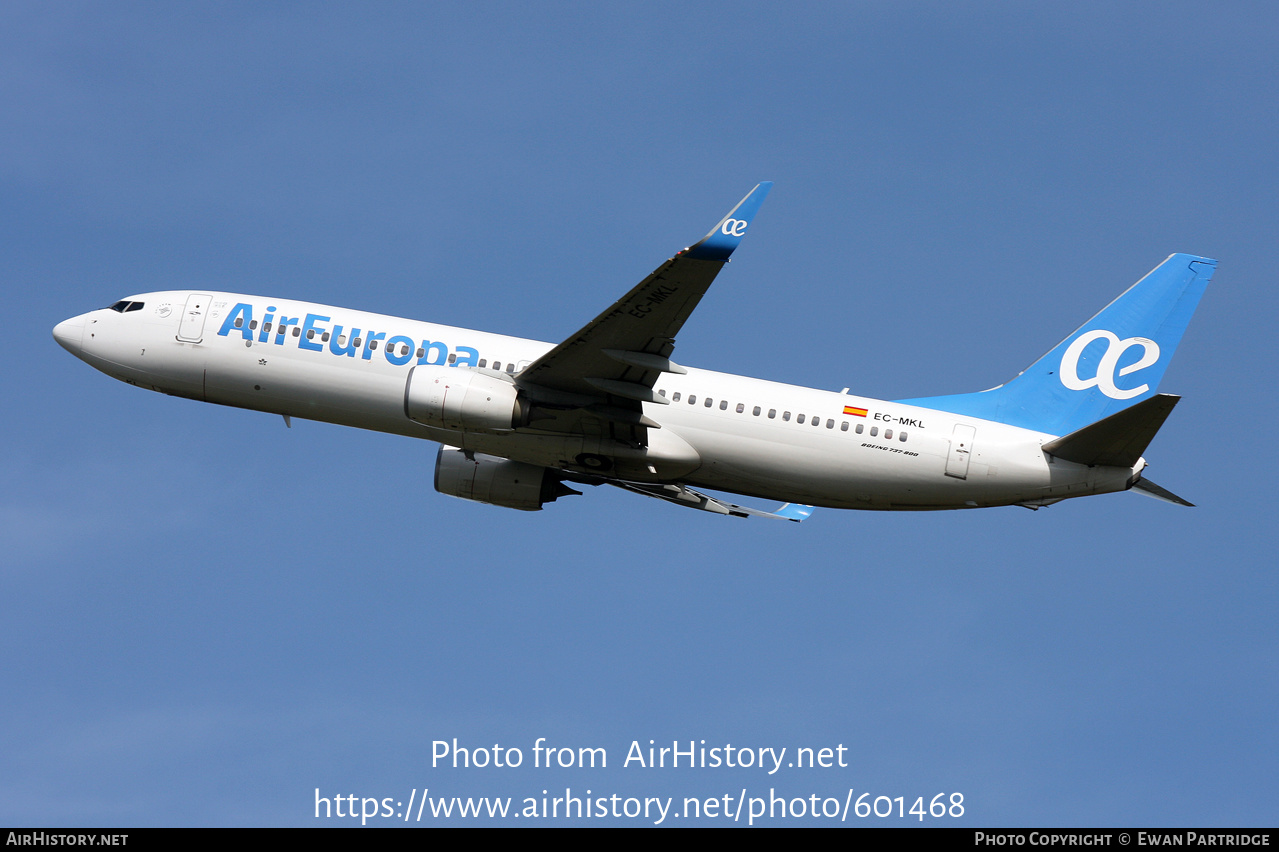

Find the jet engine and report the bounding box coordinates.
[404,366,528,432]
[434,446,580,511]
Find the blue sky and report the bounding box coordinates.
[3,2,1276,826]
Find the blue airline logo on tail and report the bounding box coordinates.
[1059,330,1161,400]
[894,253,1216,436]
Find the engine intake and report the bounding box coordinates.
[434,447,579,511]
[405,366,526,432]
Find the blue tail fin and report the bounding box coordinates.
[896,254,1217,436]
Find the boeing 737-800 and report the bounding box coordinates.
[52,183,1215,520]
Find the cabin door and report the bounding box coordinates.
[177,293,212,343]
[945,424,976,479]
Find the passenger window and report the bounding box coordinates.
[720,400,729,410]
[263,322,272,333]
[870,426,878,437]
[338,335,347,346]
[250,320,259,330]
[899,432,908,442]
[479,359,488,368]
[841,421,849,432]
[658,389,666,397]
[493,362,502,371]
[783,411,791,421]
[307,329,315,339]
[814,417,822,427]
[688,395,697,405]
[856,423,864,434]
[323,332,331,342]
[751,405,759,415]
[235,318,243,328]
[401,344,409,356]
[672,392,681,402]
[768,409,776,419]
[416,348,424,358]
[885,429,893,439]
[826,419,834,429]
[797,414,805,424]
[447,353,456,364]
[705,397,714,408]
[293,327,301,337]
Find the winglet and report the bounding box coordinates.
[774,503,814,522]
[684,182,773,261]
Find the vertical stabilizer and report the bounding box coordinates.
[897,254,1216,436]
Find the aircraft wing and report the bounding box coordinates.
[585,477,812,521]
[515,183,772,418]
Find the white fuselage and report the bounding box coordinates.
[53,290,1138,511]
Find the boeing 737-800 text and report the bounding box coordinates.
[53,183,1215,520]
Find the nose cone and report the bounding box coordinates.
[53,314,86,355]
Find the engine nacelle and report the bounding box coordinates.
[405,366,525,432]
[434,447,579,511]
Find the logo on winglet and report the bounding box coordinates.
[1059,329,1160,400]
[721,219,748,237]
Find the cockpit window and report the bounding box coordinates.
[107,300,146,313]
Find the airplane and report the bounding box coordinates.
[52,182,1216,521]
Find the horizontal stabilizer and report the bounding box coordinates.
[1131,477,1195,507]
[1041,394,1180,467]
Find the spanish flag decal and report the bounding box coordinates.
[842,405,868,417]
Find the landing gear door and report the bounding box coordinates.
[945,424,976,479]
[177,293,212,343]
